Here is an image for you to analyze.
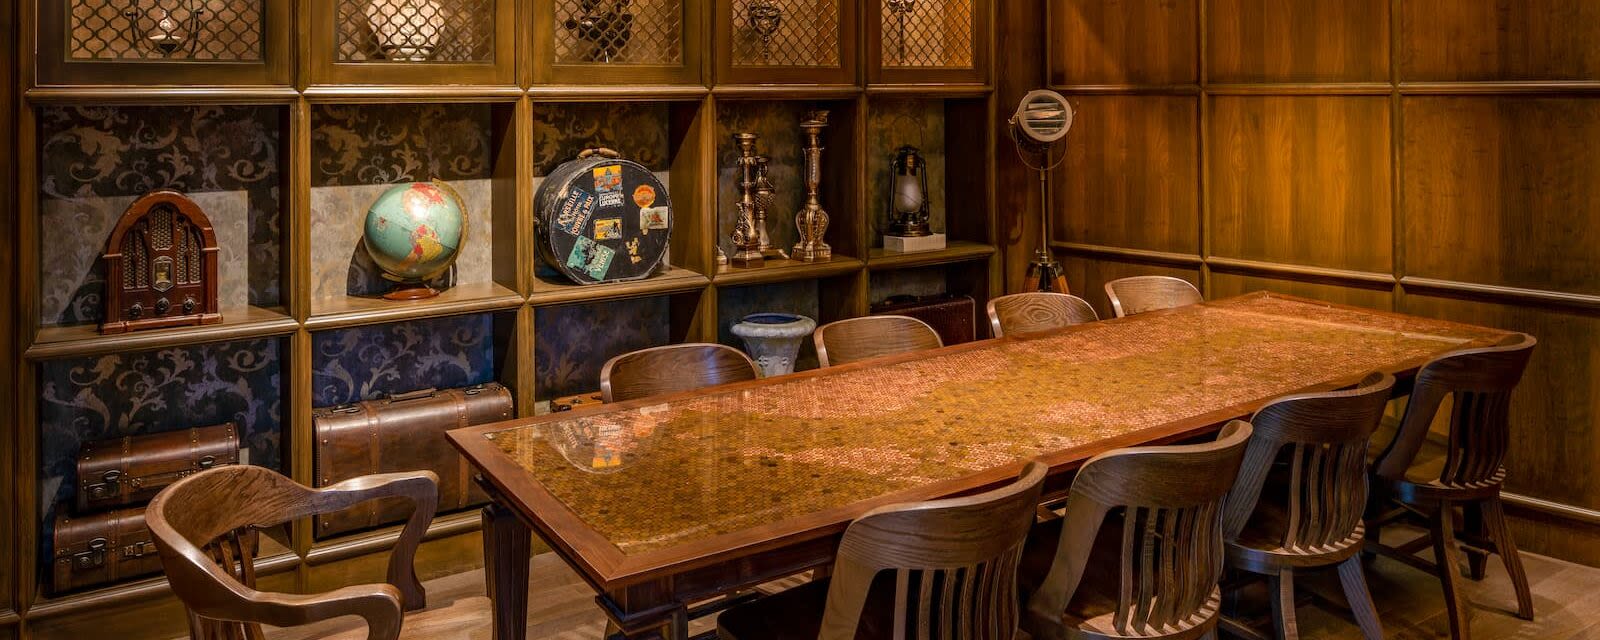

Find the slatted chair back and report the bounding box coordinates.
[1027,421,1253,640]
[148,465,438,640]
[1223,373,1395,554]
[814,315,943,368]
[601,343,761,403]
[1103,276,1203,318]
[987,292,1099,338]
[818,461,1048,640]
[1372,334,1536,489]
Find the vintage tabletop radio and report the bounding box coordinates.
[534,148,672,285]
[100,190,222,334]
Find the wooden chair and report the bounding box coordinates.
[1365,334,1537,640]
[147,465,439,640]
[600,342,761,403]
[1022,421,1255,640]
[814,315,943,368]
[987,292,1099,338]
[1103,276,1203,318]
[717,460,1048,639]
[1219,373,1396,640]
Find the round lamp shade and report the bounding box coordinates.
[1011,89,1075,145]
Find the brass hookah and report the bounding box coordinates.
[753,156,787,259]
[792,110,832,262]
[729,133,766,267]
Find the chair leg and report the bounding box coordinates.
[1336,555,1385,640]
[1463,501,1488,580]
[1431,503,1472,640]
[1482,496,1535,620]
[1268,569,1298,640]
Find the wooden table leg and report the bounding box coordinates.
[483,501,532,640]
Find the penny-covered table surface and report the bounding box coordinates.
[449,292,1511,630]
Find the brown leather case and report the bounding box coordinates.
[76,423,240,513]
[871,294,977,346]
[313,383,514,538]
[50,506,162,595]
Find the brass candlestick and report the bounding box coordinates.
[729,133,766,267]
[792,110,832,262]
[753,156,787,259]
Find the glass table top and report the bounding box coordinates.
[485,294,1504,556]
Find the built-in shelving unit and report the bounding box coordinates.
[8,1,998,637]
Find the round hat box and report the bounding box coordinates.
[535,149,672,285]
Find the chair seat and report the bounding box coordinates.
[1227,498,1365,571]
[1020,518,1219,639]
[717,575,900,640]
[1369,426,1506,502]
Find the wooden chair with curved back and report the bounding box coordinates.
[1365,334,1537,640]
[987,292,1099,338]
[717,460,1048,639]
[1219,372,1396,640]
[1022,421,1255,640]
[1103,276,1203,318]
[148,465,439,640]
[813,315,943,368]
[601,343,761,403]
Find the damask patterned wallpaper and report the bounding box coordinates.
[36,339,283,552]
[717,281,822,372]
[535,297,672,400]
[870,265,951,303]
[715,101,809,260]
[36,106,283,326]
[309,104,497,303]
[311,314,500,408]
[867,99,948,246]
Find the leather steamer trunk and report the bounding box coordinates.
[51,506,162,594]
[870,294,977,345]
[313,383,513,537]
[76,423,240,513]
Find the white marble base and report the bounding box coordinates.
[884,233,947,253]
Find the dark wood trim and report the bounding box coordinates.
[525,85,712,100]
[529,268,710,308]
[1400,277,1600,312]
[712,256,865,286]
[1048,83,1203,95]
[1205,256,1398,288]
[25,306,298,361]
[303,282,526,332]
[866,241,996,271]
[1049,241,1205,267]
[1205,82,1393,95]
[1503,493,1600,529]
[300,85,524,103]
[1398,81,1600,95]
[25,86,301,105]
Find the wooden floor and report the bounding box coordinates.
[253,523,1600,640]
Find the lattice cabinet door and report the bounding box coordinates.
[715,0,859,85]
[537,0,705,85]
[867,0,988,84]
[37,0,293,85]
[309,0,517,85]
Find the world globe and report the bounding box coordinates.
[362,181,467,287]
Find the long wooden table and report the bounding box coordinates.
[447,292,1511,640]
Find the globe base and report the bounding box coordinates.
[382,282,440,301]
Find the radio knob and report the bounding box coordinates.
[128,303,143,318]
[155,298,171,315]
[182,297,197,314]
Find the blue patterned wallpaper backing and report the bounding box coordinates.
[311,314,499,408]
[536,297,671,400]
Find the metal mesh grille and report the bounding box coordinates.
[336,0,495,62]
[881,0,973,68]
[731,0,840,68]
[554,0,683,65]
[68,0,264,61]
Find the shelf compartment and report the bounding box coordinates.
[305,281,523,331]
[534,292,708,403]
[867,0,990,85]
[867,240,995,271]
[27,305,296,361]
[538,0,705,85]
[867,259,995,340]
[715,255,864,286]
[865,96,993,251]
[309,0,516,85]
[37,0,293,86]
[716,0,858,85]
[531,265,709,307]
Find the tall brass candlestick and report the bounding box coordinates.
[729,133,766,267]
[792,110,832,262]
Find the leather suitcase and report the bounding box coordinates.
[552,392,604,412]
[50,506,162,595]
[313,383,514,538]
[871,294,977,346]
[76,423,240,513]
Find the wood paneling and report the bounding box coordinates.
[1403,97,1600,296]
[1209,96,1393,274]
[1400,0,1600,82]
[1209,274,1393,311]
[1057,254,1200,320]
[1208,0,1390,83]
[1055,95,1200,255]
[1050,0,1198,86]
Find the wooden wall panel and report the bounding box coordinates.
[1209,96,1393,274]
[1401,294,1600,510]
[1403,97,1600,296]
[1210,273,1394,311]
[1050,0,1198,86]
[1055,95,1200,255]
[1400,0,1600,81]
[1208,0,1390,83]
[1058,254,1200,320]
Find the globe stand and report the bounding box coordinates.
[382,280,440,301]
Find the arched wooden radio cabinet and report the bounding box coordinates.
[99,190,222,334]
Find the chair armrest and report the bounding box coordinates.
[315,471,440,610]
[247,583,406,640]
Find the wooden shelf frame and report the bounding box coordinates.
[5,3,1003,637]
